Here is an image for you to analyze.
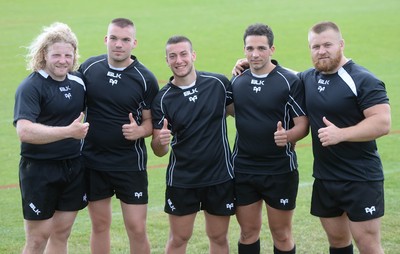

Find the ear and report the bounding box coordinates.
[340,39,345,49]
[192,50,197,61]
[270,45,276,55]
[104,35,108,45]
[132,39,138,49]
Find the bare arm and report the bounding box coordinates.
[151,119,171,157]
[16,112,89,144]
[232,58,249,76]
[226,103,235,117]
[318,104,391,146]
[274,116,309,147]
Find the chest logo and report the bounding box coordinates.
[183,88,198,103]
[107,71,122,86]
[251,79,264,93]
[59,85,72,99]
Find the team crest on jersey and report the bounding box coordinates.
[107,71,122,86]
[59,85,72,99]
[183,88,198,102]
[317,79,330,93]
[251,79,264,93]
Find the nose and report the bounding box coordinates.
[252,49,260,58]
[176,55,183,63]
[115,39,123,47]
[318,46,327,54]
[59,55,68,63]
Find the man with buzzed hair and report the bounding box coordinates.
[79,18,159,254]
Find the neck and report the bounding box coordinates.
[108,57,134,69]
[251,61,276,76]
[172,69,197,86]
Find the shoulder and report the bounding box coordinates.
[197,71,229,83]
[67,72,86,89]
[17,72,42,92]
[79,54,107,73]
[343,60,380,81]
[298,67,316,80]
[131,58,158,80]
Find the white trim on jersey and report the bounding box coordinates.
[338,67,357,96]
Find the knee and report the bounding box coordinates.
[208,231,228,246]
[50,229,72,242]
[91,218,110,233]
[270,228,292,244]
[169,233,192,247]
[25,234,48,251]
[126,223,147,240]
[240,228,260,243]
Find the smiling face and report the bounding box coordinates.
[105,24,137,67]
[244,35,275,75]
[43,42,75,81]
[308,28,344,74]
[166,41,196,79]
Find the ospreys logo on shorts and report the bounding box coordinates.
[134,192,143,199]
[280,198,289,205]
[365,206,376,215]
[226,202,234,210]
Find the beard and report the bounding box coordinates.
[313,50,342,73]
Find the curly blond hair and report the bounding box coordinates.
[26,22,80,72]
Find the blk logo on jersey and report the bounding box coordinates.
[251,79,264,93]
[280,198,289,205]
[107,71,122,86]
[251,79,264,85]
[318,79,330,85]
[365,206,376,215]
[317,79,330,93]
[183,88,198,102]
[29,202,41,215]
[60,85,72,99]
[134,192,143,198]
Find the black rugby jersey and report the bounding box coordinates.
[299,60,389,181]
[228,63,306,175]
[151,71,234,188]
[79,55,159,171]
[13,70,86,160]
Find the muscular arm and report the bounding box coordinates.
[318,104,391,146]
[16,112,89,144]
[287,116,309,144]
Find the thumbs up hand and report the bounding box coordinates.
[158,118,171,146]
[317,116,341,146]
[274,121,288,147]
[122,113,142,140]
[69,112,90,139]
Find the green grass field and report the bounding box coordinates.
[1,0,399,253]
